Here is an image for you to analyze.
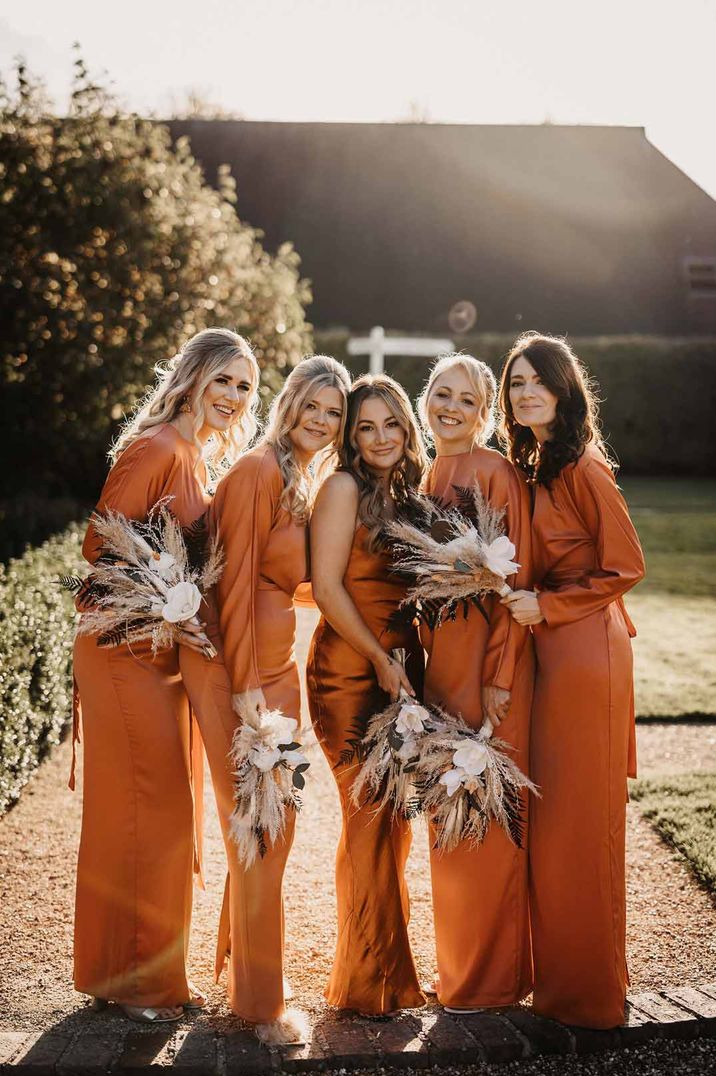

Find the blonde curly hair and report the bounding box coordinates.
[340,373,428,548]
[263,354,351,522]
[416,352,497,448]
[111,328,260,475]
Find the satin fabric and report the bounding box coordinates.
[209,442,308,1022]
[307,524,425,1014]
[529,445,645,1029]
[421,447,535,1008]
[73,424,208,1007]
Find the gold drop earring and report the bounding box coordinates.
[179,397,192,414]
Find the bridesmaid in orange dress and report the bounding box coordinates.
[307,374,428,1016]
[500,332,645,1029]
[415,353,534,1012]
[73,328,260,1024]
[210,355,350,1042]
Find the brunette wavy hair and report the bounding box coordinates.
[498,332,612,484]
[263,354,351,523]
[340,374,428,548]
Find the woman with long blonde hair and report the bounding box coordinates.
[307,373,428,1015]
[209,353,351,1043]
[73,328,260,1025]
[415,352,534,1012]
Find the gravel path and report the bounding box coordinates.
[1,609,715,1034]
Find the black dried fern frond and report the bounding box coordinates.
[97,626,128,648]
[57,574,85,593]
[452,484,480,524]
[183,511,210,573]
[337,716,368,768]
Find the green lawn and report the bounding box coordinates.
[620,478,716,717]
[630,774,716,895]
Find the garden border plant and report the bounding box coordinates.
[0,525,82,814]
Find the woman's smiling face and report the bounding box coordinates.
[354,395,407,476]
[426,366,484,453]
[288,385,345,464]
[197,355,254,434]
[508,355,559,439]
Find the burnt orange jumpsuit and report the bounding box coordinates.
[421,447,534,1008]
[529,445,645,1029]
[307,523,426,1014]
[209,441,307,1023]
[73,424,207,1008]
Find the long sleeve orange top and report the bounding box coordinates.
[82,424,208,566]
[210,442,309,701]
[533,445,645,627]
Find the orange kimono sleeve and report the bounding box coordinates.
[482,463,532,691]
[537,454,645,628]
[81,435,176,565]
[211,452,278,697]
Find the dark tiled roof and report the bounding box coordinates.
[168,120,716,334]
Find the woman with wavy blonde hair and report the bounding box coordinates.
[209,353,350,1043]
[74,328,260,1026]
[306,373,428,1015]
[415,352,534,1013]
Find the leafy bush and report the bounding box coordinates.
[315,330,716,475]
[0,53,312,500]
[0,526,82,814]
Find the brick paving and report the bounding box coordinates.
[2,986,716,1072]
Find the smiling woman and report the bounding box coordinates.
[73,328,261,1027]
[499,331,645,1029]
[208,353,351,1043]
[307,373,428,1015]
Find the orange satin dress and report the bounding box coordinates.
[529,445,645,1029]
[421,447,535,1008]
[307,523,426,1014]
[209,441,308,1023]
[73,424,208,1008]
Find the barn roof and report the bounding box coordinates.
[168,120,716,334]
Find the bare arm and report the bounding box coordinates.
[311,474,415,701]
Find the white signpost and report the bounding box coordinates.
[347,325,454,375]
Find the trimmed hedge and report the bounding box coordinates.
[314,331,716,475]
[0,526,82,814]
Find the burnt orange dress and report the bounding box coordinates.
[73,424,207,1008]
[529,445,645,1029]
[208,442,308,1023]
[306,523,425,1014]
[421,447,535,1008]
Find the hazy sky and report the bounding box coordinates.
[2,0,715,197]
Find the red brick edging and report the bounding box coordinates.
[2,984,716,1073]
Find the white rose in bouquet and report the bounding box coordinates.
[161,581,203,623]
[249,744,282,772]
[262,712,299,750]
[452,740,489,776]
[482,535,520,579]
[395,702,429,737]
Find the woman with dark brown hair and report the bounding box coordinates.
[307,374,428,1015]
[498,332,645,1029]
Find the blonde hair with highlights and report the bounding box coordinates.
[111,328,261,475]
[263,355,352,523]
[416,353,497,448]
[341,373,428,549]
